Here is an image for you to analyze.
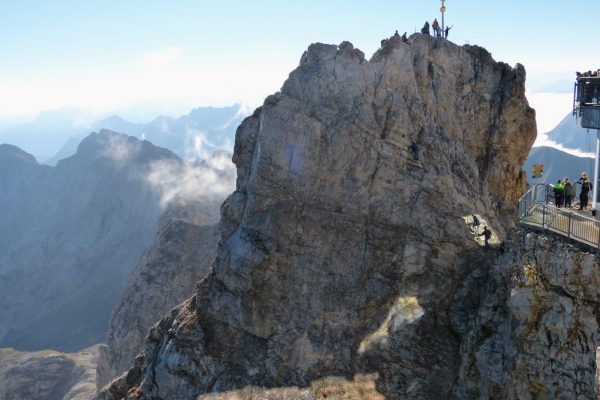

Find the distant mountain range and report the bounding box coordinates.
[524,110,600,190]
[0,104,248,164]
[0,109,86,161]
[524,146,593,185]
[0,130,233,352]
[544,112,597,152]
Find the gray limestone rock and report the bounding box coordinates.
[0,345,100,400]
[99,34,544,399]
[453,228,600,399]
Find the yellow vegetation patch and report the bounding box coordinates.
[358,296,424,354]
[197,374,384,399]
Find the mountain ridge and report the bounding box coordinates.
[0,129,234,353]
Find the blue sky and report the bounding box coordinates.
[0,0,589,131]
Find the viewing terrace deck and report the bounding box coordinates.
[518,184,600,250]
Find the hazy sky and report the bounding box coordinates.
[0,0,588,130]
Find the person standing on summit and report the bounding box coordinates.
[432,18,439,37]
[444,25,452,38]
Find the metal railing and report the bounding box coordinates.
[518,184,600,248]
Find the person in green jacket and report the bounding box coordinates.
[553,179,564,208]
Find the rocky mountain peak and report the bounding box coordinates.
[0,144,40,166]
[58,129,178,169]
[100,36,539,399]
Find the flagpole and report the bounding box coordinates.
[441,0,446,34]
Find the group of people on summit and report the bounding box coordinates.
[381,17,452,47]
[381,31,408,46]
[421,19,451,38]
[552,173,594,210]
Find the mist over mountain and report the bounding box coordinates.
[0,130,234,353]
[544,112,596,152]
[136,104,245,161]
[0,104,248,166]
[0,110,84,161]
[531,79,574,94]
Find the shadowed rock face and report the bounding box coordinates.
[0,345,100,400]
[99,34,538,399]
[95,202,220,390]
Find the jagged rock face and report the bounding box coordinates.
[99,34,537,399]
[0,130,231,352]
[96,201,220,390]
[455,228,600,399]
[0,345,100,400]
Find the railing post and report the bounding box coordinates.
[597,220,600,250]
[568,212,572,240]
[542,205,546,230]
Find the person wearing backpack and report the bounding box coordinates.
[553,179,564,208]
[563,177,573,208]
[577,172,593,210]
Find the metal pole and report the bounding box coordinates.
[440,0,446,36]
[594,129,600,210]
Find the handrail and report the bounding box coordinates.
[518,183,549,204]
[517,184,600,249]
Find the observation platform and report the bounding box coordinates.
[573,77,600,130]
[518,184,600,250]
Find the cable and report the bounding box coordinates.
[448,35,470,44]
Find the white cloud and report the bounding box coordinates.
[526,91,573,134]
[526,91,596,157]
[183,129,214,160]
[146,154,236,207]
[0,47,291,121]
[99,132,142,166]
[532,133,594,158]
